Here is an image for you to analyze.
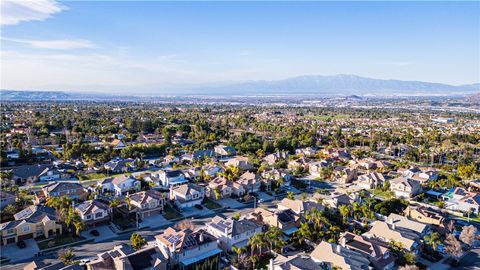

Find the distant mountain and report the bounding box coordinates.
[1,75,479,99]
[185,74,479,96]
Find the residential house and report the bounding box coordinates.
[295,147,318,157]
[158,170,188,188]
[268,254,321,270]
[214,145,236,157]
[356,171,386,190]
[308,160,329,177]
[192,149,215,161]
[441,187,480,215]
[265,151,289,166]
[251,208,300,237]
[277,198,323,216]
[104,158,135,173]
[75,199,111,226]
[7,164,60,184]
[0,191,16,210]
[206,216,263,251]
[88,244,167,270]
[404,204,445,226]
[35,182,84,204]
[127,190,165,218]
[310,241,370,270]
[261,169,294,186]
[358,158,378,170]
[389,177,422,199]
[0,205,62,245]
[325,192,355,208]
[98,175,141,196]
[207,177,245,200]
[225,156,253,171]
[339,232,395,270]
[236,171,262,193]
[86,244,136,270]
[111,139,126,149]
[170,183,205,209]
[334,166,358,184]
[156,227,222,270]
[288,157,310,171]
[363,213,428,253]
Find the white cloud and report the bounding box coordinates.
[3,37,95,49]
[1,0,66,26]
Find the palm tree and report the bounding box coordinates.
[266,226,284,252]
[295,222,313,245]
[109,198,121,221]
[73,220,86,236]
[424,232,441,251]
[64,207,79,235]
[339,205,350,224]
[248,232,266,256]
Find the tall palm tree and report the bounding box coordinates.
[109,198,121,221]
[424,232,441,251]
[73,220,86,237]
[339,205,350,224]
[266,226,284,252]
[248,232,266,256]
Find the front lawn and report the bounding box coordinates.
[163,204,183,220]
[37,234,86,250]
[203,198,222,210]
[113,217,135,230]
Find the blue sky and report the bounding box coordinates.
[1,1,479,92]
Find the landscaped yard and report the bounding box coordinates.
[113,217,135,230]
[203,198,222,210]
[163,204,183,220]
[37,234,86,250]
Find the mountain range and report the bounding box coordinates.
[1,74,479,100]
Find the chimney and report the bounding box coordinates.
[336,244,341,254]
[199,232,204,242]
[391,223,396,230]
[340,236,346,247]
[172,241,177,254]
[224,226,229,237]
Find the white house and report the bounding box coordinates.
[206,216,263,251]
[170,183,205,209]
[74,199,110,225]
[158,170,188,188]
[98,175,141,196]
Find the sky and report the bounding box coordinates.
[1,0,479,93]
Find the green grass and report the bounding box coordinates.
[163,205,183,220]
[203,198,222,210]
[78,173,107,181]
[456,215,480,223]
[368,189,394,199]
[37,234,85,250]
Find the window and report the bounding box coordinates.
[23,226,30,233]
[95,212,103,218]
[7,229,14,234]
[86,215,92,220]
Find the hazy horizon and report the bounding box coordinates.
[1,1,479,93]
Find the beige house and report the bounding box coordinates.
[207,177,245,200]
[389,177,422,198]
[251,208,300,234]
[224,156,253,171]
[277,198,323,216]
[310,241,370,270]
[356,171,385,189]
[127,190,165,218]
[0,206,62,245]
[404,204,444,226]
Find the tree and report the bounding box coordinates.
[459,225,477,247]
[287,192,294,200]
[444,233,463,260]
[424,232,441,251]
[3,204,17,217]
[339,205,350,224]
[458,163,477,180]
[399,266,419,270]
[265,226,284,252]
[248,232,266,256]
[58,248,75,265]
[109,198,121,221]
[175,219,195,230]
[73,220,86,236]
[130,233,147,250]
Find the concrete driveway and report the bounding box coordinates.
[81,225,118,242]
[1,239,39,263]
[140,214,172,229]
[217,198,245,209]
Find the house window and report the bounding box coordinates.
[7,229,14,234]
[86,215,92,220]
[23,226,30,233]
[95,212,103,218]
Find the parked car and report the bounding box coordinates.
[17,240,26,249]
[90,230,100,236]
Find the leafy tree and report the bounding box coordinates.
[444,233,463,260]
[130,233,147,250]
[58,248,76,265]
[424,232,441,251]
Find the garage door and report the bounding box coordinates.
[18,233,33,241]
[6,237,16,244]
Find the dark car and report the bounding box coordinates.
[90,230,100,236]
[17,240,26,248]
[194,204,203,210]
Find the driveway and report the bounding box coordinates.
[217,198,245,209]
[451,248,480,270]
[81,225,118,242]
[256,191,274,202]
[180,207,215,218]
[140,214,172,229]
[1,239,39,263]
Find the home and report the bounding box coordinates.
[310,241,370,270]
[208,177,245,200]
[250,208,300,237]
[192,149,215,161]
[206,215,263,251]
[363,213,428,253]
[224,156,253,171]
[0,190,16,210]
[441,187,480,215]
[325,192,355,208]
[287,157,310,171]
[170,183,205,209]
[214,145,237,157]
[156,227,222,270]
[295,147,317,157]
[88,243,167,270]
[35,181,84,204]
[338,232,395,270]
[74,199,111,226]
[356,171,386,190]
[110,139,126,149]
[158,170,188,188]
[277,198,323,216]
[135,172,162,187]
[389,177,422,198]
[7,164,60,184]
[404,204,444,226]
[334,166,358,184]
[308,160,329,177]
[358,158,378,170]
[261,169,294,186]
[265,151,289,165]
[268,253,321,270]
[126,190,165,218]
[98,175,141,196]
[0,205,62,245]
[104,158,135,173]
[236,171,262,193]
